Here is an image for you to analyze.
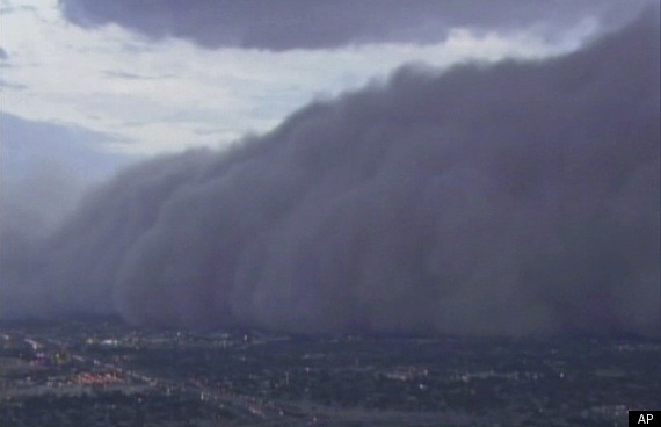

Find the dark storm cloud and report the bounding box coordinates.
[2,17,659,335]
[58,0,651,50]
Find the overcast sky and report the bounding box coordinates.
[2,0,647,160]
[1,1,659,334]
[1,0,653,265]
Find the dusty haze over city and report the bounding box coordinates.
[1,1,659,336]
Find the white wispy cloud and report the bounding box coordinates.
[2,0,598,155]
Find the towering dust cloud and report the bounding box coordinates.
[1,17,659,335]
